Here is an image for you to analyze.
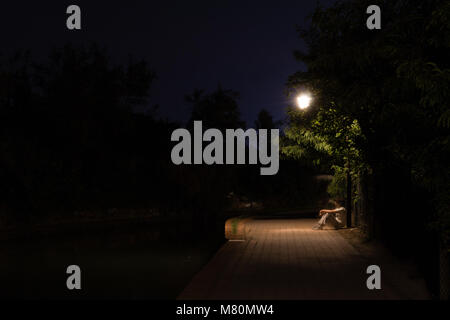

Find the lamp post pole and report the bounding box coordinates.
[346,161,352,228]
[345,132,352,228]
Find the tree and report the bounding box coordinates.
[284,0,450,246]
[255,108,280,129]
[0,44,161,220]
[185,85,245,130]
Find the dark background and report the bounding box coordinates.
[0,0,448,300]
[0,0,334,124]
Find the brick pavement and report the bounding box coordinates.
[178,218,417,299]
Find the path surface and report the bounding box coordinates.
[178,218,428,300]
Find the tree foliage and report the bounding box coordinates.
[186,86,245,130]
[255,108,281,129]
[283,0,450,243]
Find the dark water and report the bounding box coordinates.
[0,220,226,299]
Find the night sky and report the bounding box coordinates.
[1,0,335,125]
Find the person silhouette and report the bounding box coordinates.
[312,199,346,230]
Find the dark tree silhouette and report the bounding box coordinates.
[186,85,245,130]
[0,45,173,224]
[255,108,280,130]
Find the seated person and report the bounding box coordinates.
[312,199,346,230]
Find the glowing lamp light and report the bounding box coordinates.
[296,94,312,110]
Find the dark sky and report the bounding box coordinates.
[1,0,336,126]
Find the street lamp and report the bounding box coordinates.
[296,94,312,110]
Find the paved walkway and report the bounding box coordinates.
[178,218,426,300]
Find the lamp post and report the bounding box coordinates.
[297,92,352,227]
[346,159,352,228]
